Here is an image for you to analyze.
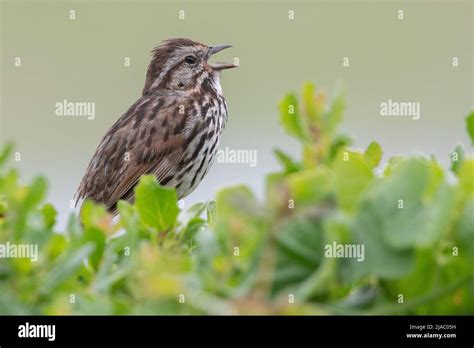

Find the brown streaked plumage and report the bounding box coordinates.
[74,38,236,215]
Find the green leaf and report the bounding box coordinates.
[66,213,82,240]
[327,135,352,164]
[21,177,47,213]
[294,218,346,300]
[115,200,145,252]
[265,172,287,211]
[364,141,383,168]
[279,94,307,141]
[458,197,474,262]
[206,201,216,224]
[370,158,453,249]
[40,243,95,295]
[458,159,474,198]
[337,284,378,309]
[215,185,258,220]
[385,247,474,314]
[274,148,302,174]
[324,94,345,135]
[386,249,437,301]
[466,112,474,145]
[302,82,318,123]
[213,185,266,292]
[424,159,445,200]
[80,199,108,229]
[332,150,373,212]
[416,183,456,246]
[346,158,457,283]
[12,176,47,239]
[349,198,415,280]
[135,175,179,231]
[213,185,264,255]
[272,217,325,296]
[0,143,13,168]
[286,167,334,207]
[92,246,130,294]
[0,199,6,218]
[41,203,57,228]
[82,227,106,271]
[44,234,68,262]
[383,156,404,176]
[450,145,464,174]
[187,202,207,218]
[181,218,206,245]
[117,200,139,234]
[345,159,435,280]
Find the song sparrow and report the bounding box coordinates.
[74,38,236,214]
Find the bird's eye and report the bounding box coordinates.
[184,55,197,65]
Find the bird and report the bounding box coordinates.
[74,38,236,215]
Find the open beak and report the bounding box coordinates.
[208,44,237,70]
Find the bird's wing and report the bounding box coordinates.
[75,93,201,213]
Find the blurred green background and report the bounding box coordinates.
[1,0,472,228]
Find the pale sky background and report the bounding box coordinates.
[1,0,472,229]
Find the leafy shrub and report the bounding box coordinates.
[0,84,473,314]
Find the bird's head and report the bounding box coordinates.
[143,38,236,95]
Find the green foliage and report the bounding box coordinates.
[279,94,307,141]
[332,150,373,212]
[1,83,473,315]
[135,175,179,232]
[450,145,464,174]
[364,141,383,168]
[466,111,474,145]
